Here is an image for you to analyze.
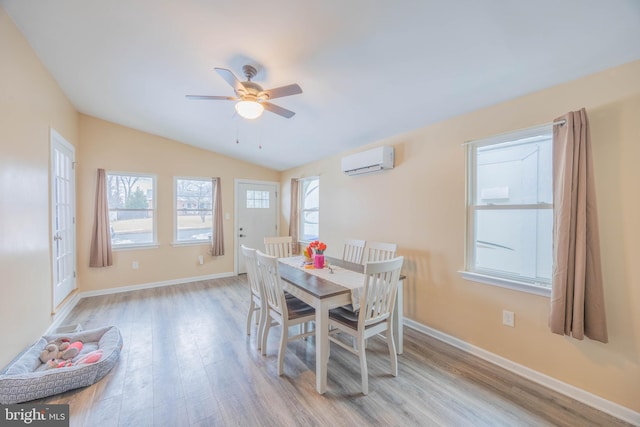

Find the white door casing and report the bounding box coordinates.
[51,129,76,309]
[235,180,279,274]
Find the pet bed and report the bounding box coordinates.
[0,325,122,404]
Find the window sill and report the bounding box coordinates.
[112,243,159,251]
[459,271,551,297]
[171,241,210,247]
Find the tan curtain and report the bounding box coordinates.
[89,169,113,267]
[210,177,224,256]
[289,178,300,254]
[549,108,607,343]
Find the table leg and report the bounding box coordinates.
[316,299,330,394]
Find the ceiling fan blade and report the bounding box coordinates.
[185,95,236,100]
[261,84,302,100]
[262,102,296,118]
[215,67,246,94]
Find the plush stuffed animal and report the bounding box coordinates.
[45,359,71,369]
[39,338,83,363]
[75,349,103,365]
[45,349,103,370]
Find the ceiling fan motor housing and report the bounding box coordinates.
[238,81,268,102]
[242,65,258,80]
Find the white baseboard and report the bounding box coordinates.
[79,272,236,298]
[404,318,640,426]
[48,271,236,331]
[45,291,82,335]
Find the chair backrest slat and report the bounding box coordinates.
[255,250,287,318]
[342,239,366,264]
[364,241,397,263]
[241,245,261,298]
[264,236,293,258]
[360,256,404,327]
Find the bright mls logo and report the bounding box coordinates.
[1,404,69,426]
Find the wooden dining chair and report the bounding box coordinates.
[342,239,366,264]
[241,245,265,350]
[328,256,404,395]
[264,236,293,258]
[255,250,316,376]
[363,241,397,263]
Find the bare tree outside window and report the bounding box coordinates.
[175,178,213,243]
[106,173,156,247]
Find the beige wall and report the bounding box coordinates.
[77,115,280,292]
[280,60,640,412]
[0,7,79,368]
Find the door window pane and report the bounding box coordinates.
[246,190,270,209]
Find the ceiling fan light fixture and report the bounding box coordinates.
[235,100,264,119]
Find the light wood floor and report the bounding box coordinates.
[35,276,631,427]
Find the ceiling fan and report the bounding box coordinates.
[186,65,302,119]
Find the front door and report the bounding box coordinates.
[51,129,76,309]
[236,180,279,274]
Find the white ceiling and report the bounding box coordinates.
[3,1,640,171]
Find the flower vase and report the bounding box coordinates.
[313,254,325,269]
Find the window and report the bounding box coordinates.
[107,173,156,248]
[463,125,553,295]
[299,177,319,242]
[175,177,213,244]
[246,190,270,209]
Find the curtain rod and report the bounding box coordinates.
[462,119,566,146]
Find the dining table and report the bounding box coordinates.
[278,255,404,394]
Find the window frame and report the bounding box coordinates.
[298,176,320,244]
[461,125,553,297]
[173,176,214,246]
[106,171,158,250]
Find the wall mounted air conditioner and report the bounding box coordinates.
[341,146,394,176]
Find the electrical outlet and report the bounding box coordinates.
[502,310,515,327]
[198,255,204,265]
[132,261,139,270]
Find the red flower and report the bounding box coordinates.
[308,241,327,254]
